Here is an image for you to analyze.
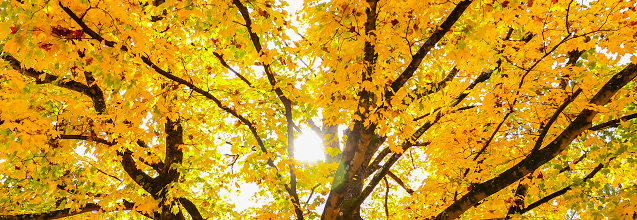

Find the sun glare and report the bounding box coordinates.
[295,131,325,162]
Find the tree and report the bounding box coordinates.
[1,0,637,219]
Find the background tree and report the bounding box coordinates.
[1,0,637,219]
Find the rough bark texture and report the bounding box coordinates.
[322,1,474,219]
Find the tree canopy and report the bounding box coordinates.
[1,0,637,219]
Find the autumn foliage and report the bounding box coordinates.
[1,0,637,219]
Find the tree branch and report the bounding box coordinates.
[350,115,441,211]
[472,111,513,162]
[532,89,582,152]
[58,134,166,198]
[321,0,381,218]
[162,118,183,179]
[449,70,493,107]
[231,1,303,218]
[589,112,637,131]
[58,134,165,174]
[412,66,459,100]
[443,30,534,111]
[367,148,391,176]
[212,52,252,87]
[178,198,205,220]
[387,171,414,195]
[432,63,637,220]
[305,184,321,205]
[58,134,114,146]
[384,177,390,220]
[120,150,158,197]
[389,0,473,94]
[519,161,606,214]
[307,119,322,137]
[503,91,583,217]
[0,201,134,220]
[414,105,476,122]
[1,54,106,113]
[558,151,588,173]
[136,140,166,173]
[506,47,583,218]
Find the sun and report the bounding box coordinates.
[294,131,325,162]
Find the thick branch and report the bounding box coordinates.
[505,176,531,217]
[432,63,637,220]
[179,198,204,220]
[148,118,185,201]
[389,0,473,93]
[121,150,158,196]
[136,140,166,173]
[350,116,440,211]
[82,71,107,114]
[321,1,380,218]
[59,134,165,197]
[1,54,106,113]
[307,119,322,136]
[163,118,183,177]
[0,201,134,220]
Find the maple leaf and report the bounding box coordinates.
[38,43,54,51]
[502,0,510,7]
[391,19,399,27]
[10,25,17,34]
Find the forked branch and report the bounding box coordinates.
[57,1,274,164]
[389,0,473,94]
[518,161,607,215]
[432,63,637,220]
[1,54,106,113]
